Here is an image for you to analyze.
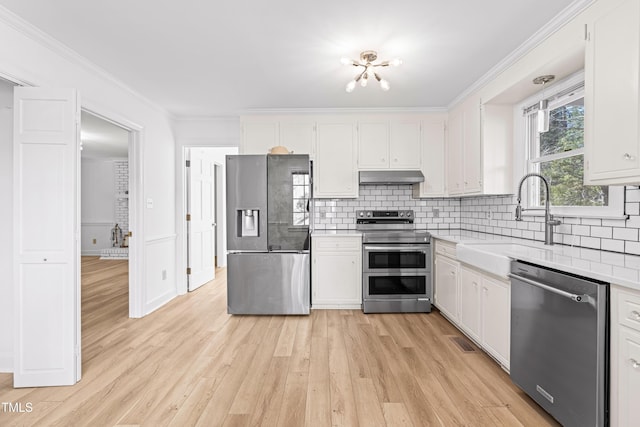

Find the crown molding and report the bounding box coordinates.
[0,5,170,118]
[447,0,595,109]
[239,106,448,116]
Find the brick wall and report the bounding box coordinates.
[114,160,128,237]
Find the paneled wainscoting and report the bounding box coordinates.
[0,257,558,426]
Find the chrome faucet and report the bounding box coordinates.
[515,173,561,245]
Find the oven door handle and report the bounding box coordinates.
[364,245,427,252]
[508,274,591,303]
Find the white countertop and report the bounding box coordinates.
[430,230,640,291]
[311,229,362,236]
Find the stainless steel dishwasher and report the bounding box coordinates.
[509,260,609,427]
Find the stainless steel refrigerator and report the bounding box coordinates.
[226,154,311,315]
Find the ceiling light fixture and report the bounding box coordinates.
[341,50,401,93]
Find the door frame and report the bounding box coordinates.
[82,103,145,318]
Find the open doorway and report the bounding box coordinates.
[183,146,237,292]
[80,111,131,331]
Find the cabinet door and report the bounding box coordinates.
[614,327,640,427]
[481,276,510,367]
[390,120,422,169]
[241,121,278,154]
[459,266,481,342]
[312,252,361,305]
[463,102,482,194]
[314,122,357,198]
[417,120,446,197]
[434,256,459,322]
[584,0,640,184]
[358,121,389,169]
[280,122,315,156]
[447,113,464,195]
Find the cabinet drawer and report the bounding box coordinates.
[313,236,361,252]
[434,240,457,258]
[617,289,640,332]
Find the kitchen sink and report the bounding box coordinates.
[456,241,553,278]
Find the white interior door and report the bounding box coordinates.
[187,148,216,291]
[13,87,80,387]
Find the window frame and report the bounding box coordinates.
[517,71,625,219]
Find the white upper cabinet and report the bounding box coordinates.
[240,117,314,155]
[357,117,422,170]
[463,101,482,194]
[584,0,640,185]
[446,97,512,196]
[389,119,422,169]
[314,120,358,198]
[278,121,315,156]
[358,120,390,169]
[414,118,446,198]
[447,110,464,195]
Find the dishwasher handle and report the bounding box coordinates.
[508,273,590,303]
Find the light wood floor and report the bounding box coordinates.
[0,256,559,426]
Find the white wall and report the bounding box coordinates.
[80,158,117,255]
[0,6,178,370]
[173,117,239,294]
[0,79,14,372]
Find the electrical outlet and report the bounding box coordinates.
[162,270,167,280]
[92,238,97,244]
[486,211,493,220]
[433,208,440,218]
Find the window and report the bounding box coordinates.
[521,73,623,217]
[292,173,310,226]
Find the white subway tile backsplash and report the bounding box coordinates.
[613,227,639,241]
[311,186,640,255]
[602,239,625,252]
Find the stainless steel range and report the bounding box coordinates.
[356,210,431,313]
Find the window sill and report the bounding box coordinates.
[522,211,629,220]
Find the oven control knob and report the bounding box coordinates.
[399,212,404,217]
[359,211,364,217]
[406,211,412,217]
[366,211,372,217]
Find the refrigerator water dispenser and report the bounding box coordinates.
[239,209,259,237]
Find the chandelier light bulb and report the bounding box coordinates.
[390,58,403,67]
[340,57,354,66]
[345,80,356,93]
[380,79,390,91]
[361,75,368,87]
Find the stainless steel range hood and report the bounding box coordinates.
[359,170,425,185]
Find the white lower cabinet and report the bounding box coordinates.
[459,265,510,368]
[479,275,510,368]
[434,240,510,369]
[311,235,362,309]
[434,253,459,322]
[611,285,640,427]
[459,266,482,342]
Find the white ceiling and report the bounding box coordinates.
[0,0,581,117]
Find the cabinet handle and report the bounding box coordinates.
[624,153,635,161]
[450,271,456,276]
[630,310,640,321]
[381,158,385,162]
[631,358,640,369]
[393,158,398,162]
